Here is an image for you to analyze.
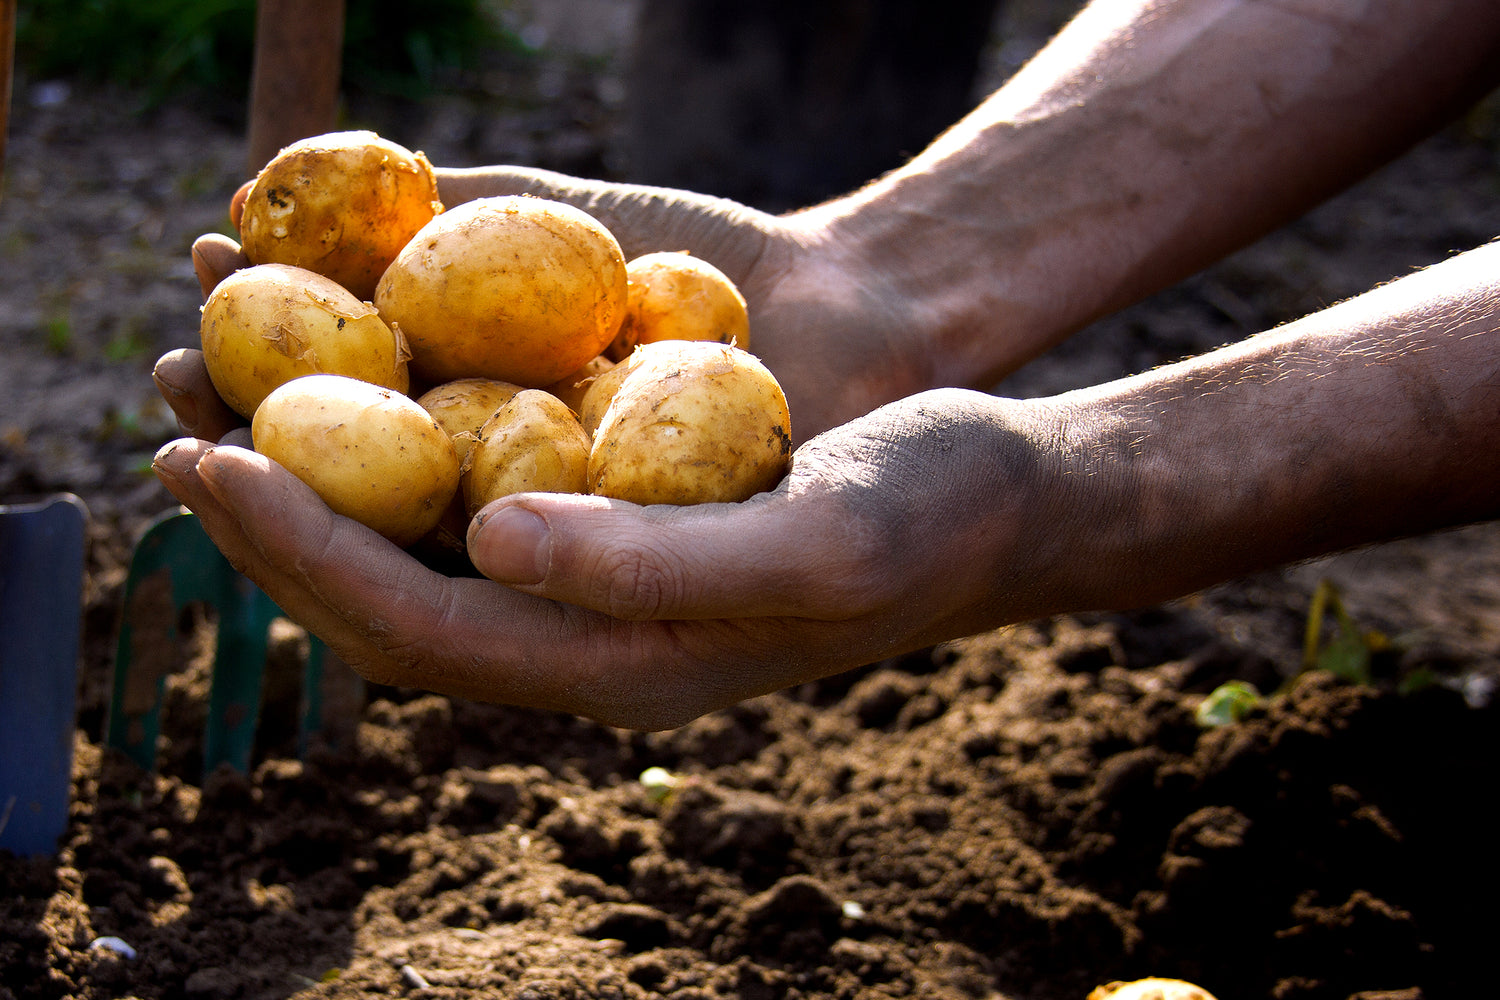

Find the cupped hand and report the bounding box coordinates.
[164,166,939,445]
[151,389,1076,730]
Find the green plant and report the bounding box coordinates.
[1301,578,1387,686]
[1194,679,1263,728]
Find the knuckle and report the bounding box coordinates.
[591,543,684,621]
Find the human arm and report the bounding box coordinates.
[153,240,1500,729]
[172,0,1500,446]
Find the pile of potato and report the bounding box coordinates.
[201,131,792,550]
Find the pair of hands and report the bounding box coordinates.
[152,167,1061,729]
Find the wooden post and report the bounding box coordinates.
[245,0,347,175]
[1,0,16,184]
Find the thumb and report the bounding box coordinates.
[465,490,861,622]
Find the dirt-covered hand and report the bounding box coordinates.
[150,388,1076,730]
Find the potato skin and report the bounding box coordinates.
[588,341,792,505]
[464,390,592,515]
[374,196,628,388]
[1087,979,1218,1000]
[543,354,615,415]
[201,263,410,420]
[416,377,526,467]
[415,377,525,551]
[462,389,591,515]
[239,130,443,301]
[607,251,750,361]
[252,374,460,548]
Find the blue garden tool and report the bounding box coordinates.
[107,508,341,777]
[0,493,88,856]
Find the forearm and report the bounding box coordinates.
[803,0,1500,390]
[1043,240,1500,612]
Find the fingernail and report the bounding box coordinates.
[151,442,186,489]
[195,449,233,507]
[152,369,199,433]
[470,506,550,585]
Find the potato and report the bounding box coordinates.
[416,377,526,466]
[464,390,592,515]
[576,349,642,437]
[201,262,410,420]
[252,374,459,548]
[1087,979,1219,1000]
[238,130,443,301]
[607,251,750,360]
[588,341,792,505]
[374,196,628,388]
[544,354,615,416]
[415,377,525,551]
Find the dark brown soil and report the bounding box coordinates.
[4,4,1499,999]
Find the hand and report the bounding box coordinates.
[151,389,1077,730]
[162,166,944,446]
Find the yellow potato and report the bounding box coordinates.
[415,377,525,551]
[464,390,592,515]
[543,354,615,415]
[200,263,410,420]
[576,349,643,437]
[374,196,628,388]
[607,251,750,360]
[1087,979,1219,1000]
[252,374,459,548]
[588,341,792,505]
[238,130,443,301]
[416,377,526,466]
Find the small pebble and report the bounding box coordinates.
[88,936,137,960]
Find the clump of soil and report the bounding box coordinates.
[3,615,1496,1000]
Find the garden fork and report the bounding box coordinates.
[107,509,353,777]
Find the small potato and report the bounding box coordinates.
[252,374,459,548]
[1087,979,1219,1000]
[415,377,525,551]
[239,130,443,301]
[464,390,591,515]
[374,196,628,388]
[416,377,526,466]
[588,341,792,506]
[607,251,750,360]
[576,349,643,437]
[544,354,615,416]
[201,263,410,420]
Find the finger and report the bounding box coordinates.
[191,233,250,298]
[179,443,640,712]
[151,439,392,671]
[229,180,251,232]
[153,348,245,443]
[465,488,880,623]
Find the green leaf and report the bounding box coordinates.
[1195,680,1263,728]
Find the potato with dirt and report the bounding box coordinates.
[200,262,410,420]
[588,340,792,505]
[607,250,751,360]
[464,390,592,515]
[374,195,628,388]
[251,374,460,548]
[415,377,525,551]
[237,130,443,301]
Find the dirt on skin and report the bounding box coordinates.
[4,2,1500,999]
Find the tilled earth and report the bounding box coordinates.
[3,4,1500,998]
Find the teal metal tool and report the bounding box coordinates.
[107,509,333,776]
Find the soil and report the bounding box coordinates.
[3,3,1500,999]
